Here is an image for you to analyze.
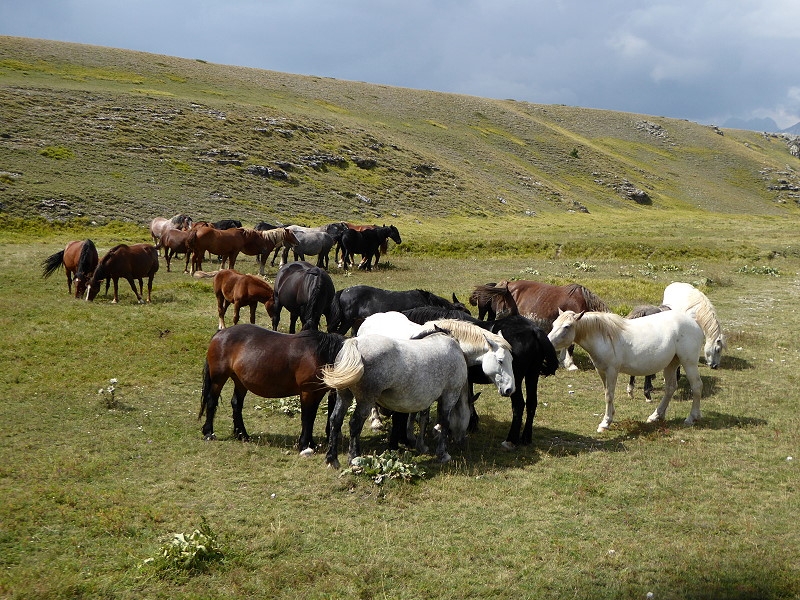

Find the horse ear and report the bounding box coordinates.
[558,308,564,315]
[575,311,586,320]
[452,293,460,304]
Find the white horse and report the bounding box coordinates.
[548,309,705,433]
[283,225,336,270]
[322,333,471,468]
[663,282,726,369]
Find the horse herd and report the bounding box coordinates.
[41,214,726,468]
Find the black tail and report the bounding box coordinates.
[301,270,323,330]
[327,290,343,333]
[41,250,64,278]
[75,239,97,278]
[198,360,215,419]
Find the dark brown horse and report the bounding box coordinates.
[41,239,98,298]
[86,243,159,304]
[186,226,274,273]
[272,261,336,333]
[210,269,275,329]
[199,325,346,454]
[160,227,193,273]
[470,280,608,370]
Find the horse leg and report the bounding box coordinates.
[248,302,258,325]
[66,269,73,295]
[597,369,617,433]
[288,311,299,334]
[502,389,525,451]
[271,301,282,331]
[230,382,249,440]
[433,398,453,463]
[232,301,242,326]
[520,372,540,445]
[648,360,679,424]
[562,345,579,371]
[347,401,373,465]
[414,408,430,454]
[643,374,655,401]
[297,391,325,456]
[112,278,123,304]
[626,375,636,399]
[325,388,352,469]
[199,361,223,440]
[217,295,229,330]
[682,362,703,425]
[165,249,172,272]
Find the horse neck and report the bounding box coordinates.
[572,313,621,349]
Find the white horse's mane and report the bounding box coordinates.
[425,319,511,352]
[572,311,627,341]
[259,228,291,243]
[667,285,725,345]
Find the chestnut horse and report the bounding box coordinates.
[186,226,274,273]
[41,239,98,298]
[86,243,159,304]
[199,325,347,455]
[210,269,275,329]
[470,280,609,370]
[159,227,193,273]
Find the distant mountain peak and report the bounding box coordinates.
[722,116,780,132]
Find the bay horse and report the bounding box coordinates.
[199,325,346,455]
[86,243,159,304]
[470,280,609,370]
[625,304,671,400]
[186,226,273,274]
[159,227,193,273]
[271,261,336,333]
[548,309,705,433]
[322,333,472,468]
[663,282,726,369]
[403,306,559,449]
[41,239,98,298]
[208,269,275,329]
[340,224,402,270]
[327,285,469,335]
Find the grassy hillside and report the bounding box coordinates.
[2,35,799,236]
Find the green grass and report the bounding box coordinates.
[1,223,799,599]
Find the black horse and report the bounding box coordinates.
[340,225,402,270]
[272,261,336,333]
[327,285,469,335]
[212,219,242,230]
[403,306,559,449]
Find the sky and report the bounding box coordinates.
[2,0,800,130]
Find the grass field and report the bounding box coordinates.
[1,219,798,599]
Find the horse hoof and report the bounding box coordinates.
[646,413,663,424]
[500,441,516,451]
[326,459,340,470]
[299,447,315,458]
[203,433,217,441]
[597,425,609,433]
[567,364,579,371]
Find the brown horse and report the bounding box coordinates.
[160,227,193,273]
[187,226,274,273]
[210,269,275,329]
[86,243,159,304]
[470,280,609,370]
[199,325,347,454]
[41,239,98,298]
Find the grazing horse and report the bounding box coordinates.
[271,261,336,333]
[199,326,346,455]
[283,226,337,269]
[327,285,470,335]
[86,243,159,304]
[403,306,559,449]
[150,214,192,249]
[663,282,726,369]
[256,227,298,274]
[159,228,193,273]
[186,226,272,273]
[322,333,471,468]
[340,224,402,270]
[469,282,498,320]
[41,239,98,298]
[210,269,275,329]
[471,280,609,370]
[548,310,705,433]
[625,304,671,400]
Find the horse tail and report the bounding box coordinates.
[301,269,324,330]
[41,250,65,278]
[198,359,215,419]
[75,239,97,278]
[321,338,364,389]
[326,290,343,333]
[536,327,560,376]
